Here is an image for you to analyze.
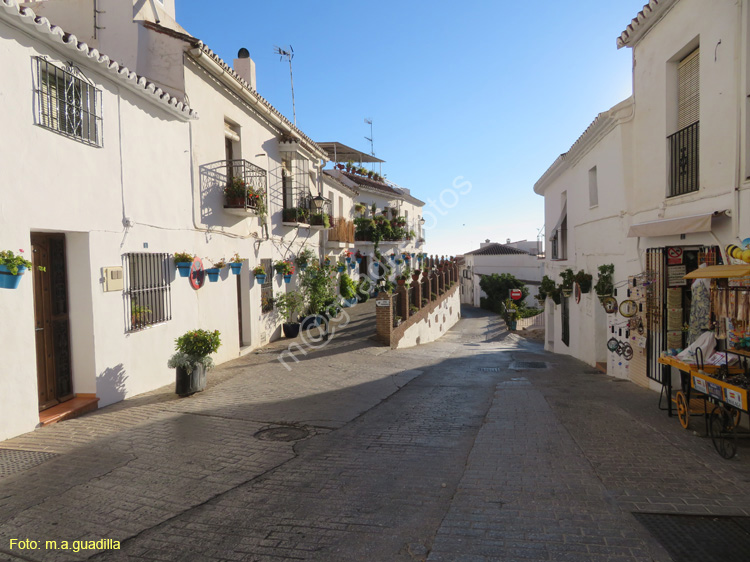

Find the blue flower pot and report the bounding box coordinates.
[349,262,356,269]
[206,268,221,282]
[255,274,266,284]
[229,263,242,275]
[176,262,192,277]
[337,266,344,273]
[299,263,307,271]
[356,257,362,264]
[346,257,351,264]
[283,274,292,284]
[342,297,357,308]
[0,264,26,289]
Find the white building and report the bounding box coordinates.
[534,0,750,387]
[460,241,543,309]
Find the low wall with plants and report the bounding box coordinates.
[392,284,460,349]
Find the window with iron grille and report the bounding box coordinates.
[260,258,274,313]
[668,48,699,197]
[34,57,102,146]
[123,253,172,331]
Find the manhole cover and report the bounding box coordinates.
[0,449,58,478]
[479,367,501,372]
[633,513,750,562]
[512,361,547,369]
[254,427,310,442]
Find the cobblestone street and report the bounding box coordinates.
[1,304,749,561]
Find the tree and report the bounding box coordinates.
[479,273,529,312]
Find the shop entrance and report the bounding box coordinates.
[31,233,73,411]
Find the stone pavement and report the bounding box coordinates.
[0,304,748,561]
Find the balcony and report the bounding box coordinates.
[668,121,699,197]
[282,192,333,230]
[201,159,267,218]
[327,218,355,247]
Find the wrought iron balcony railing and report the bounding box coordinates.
[668,121,699,197]
[202,159,268,215]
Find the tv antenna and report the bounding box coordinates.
[274,45,296,126]
[364,117,374,167]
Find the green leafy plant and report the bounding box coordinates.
[210,258,227,269]
[299,262,337,315]
[130,303,151,326]
[574,270,593,293]
[310,213,330,228]
[539,275,556,300]
[274,260,295,275]
[174,252,194,263]
[559,268,575,289]
[223,176,247,199]
[339,273,357,299]
[167,329,221,374]
[252,264,266,276]
[274,291,306,323]
[0,249,33,275]
[594,264,615,296]
[296,247,316,269]
[410,305,418,315]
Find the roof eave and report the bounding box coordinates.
[617,0,678,49]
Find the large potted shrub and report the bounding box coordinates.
[168,329,221,396]
[559,268,575,298]
[594,264,615,298]
[299,261,337,329]
[339,273,358,307]
[574,269,593,293]
[275,291,306,338]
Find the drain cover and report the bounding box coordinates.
[479,367,501,372]
[633,513,750,562]
[0,449,58,479]
[255,427,310,442]
[512,361,547,369]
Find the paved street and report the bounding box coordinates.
[1,304,749,562]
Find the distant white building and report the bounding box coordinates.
[459,241,543,309]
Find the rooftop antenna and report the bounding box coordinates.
[364,117,375,171]
[274,45,296,126]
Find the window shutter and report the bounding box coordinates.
[678,48,699,129]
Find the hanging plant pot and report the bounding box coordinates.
[206,268,221,282]
[229,263,242,275]
[337,266,345,273]
[255,274,266,284]
[176,262,192,278]
[349,262,356,269]
[356,257,362,264]
[283,274,293,284]
[0,265,26,289]
[346,257,351,264]
[561,287,573,298]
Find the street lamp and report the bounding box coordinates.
[311,194,327,213]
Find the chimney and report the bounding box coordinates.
[506,238,511,244]
[479,239,492,248]
[233,48,256,90]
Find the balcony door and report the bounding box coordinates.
[31,233,73,411]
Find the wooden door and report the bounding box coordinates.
[31,234,73,411]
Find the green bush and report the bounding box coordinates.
[174,329,221,358]
[340,273,357,299]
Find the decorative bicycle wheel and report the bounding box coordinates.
[708,406,738,460]
[675,391,689,429]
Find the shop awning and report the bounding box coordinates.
[627,212,718,238]
[683,264,750,279]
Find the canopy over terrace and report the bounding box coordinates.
[318,142,385,164]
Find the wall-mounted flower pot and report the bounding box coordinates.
[176,262,192,278]
[337,266,345,273]
[356,257,362,264]
[206,268,221,282]
[229,263,242,275]
[561,288,573,298]
[283,274,292,284]
[0,265,26,289]
[346,257,351,264]
[255,274,266,284]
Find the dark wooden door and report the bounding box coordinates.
[31,234,73,411]
[236,274,243,346]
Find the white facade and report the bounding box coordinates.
[534,0,750,387]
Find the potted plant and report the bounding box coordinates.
[594,264,615,298]
[253,264,267,284]
[174,252,194,278]
[299,261,337,328]
[229,253,244,275]
[0,249,34,290]
[274,259,295,283]
[345,160,354,172]
[559,268,575,298]
[223,176,247,207]
[336,258,346,273]
[549,286,562,306]
[574,269,593,293]
[354,202,367,214]
[540,275,555,303]
[394,315,403,327]
[168,329,221,396]
[339,273,358,307]
[275,290,306,338]
[206,258,226,282]
[296,247,315,271]
[309,213,330,229]
[130,302,151,329]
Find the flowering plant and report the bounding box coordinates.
[274,260,295,275]
[344,250,352,258]
[355,250,364,259]
[253,265,266,276]
[174,252,194,263]
[0,249,34,275]
[167,329,221,374]
[210,258,227,269]
[229,253,244,264]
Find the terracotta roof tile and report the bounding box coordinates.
[465,244,531,256]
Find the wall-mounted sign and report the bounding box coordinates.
[668,265,687,286]
[189,257,205,290]
[510,289,522,301]
[376,299,390,307]
[667,246,683,265]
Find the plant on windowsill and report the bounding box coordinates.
[0,249,40,290]
[309,213,330,228]
[574,270,593,293]
[168,329,221,396]
[394,315,403,326]
[594,264,615,298]
[223,176,247,207]
[130,303,151,329]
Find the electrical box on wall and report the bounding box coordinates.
[102,267,124,292]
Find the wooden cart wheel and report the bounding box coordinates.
[708,407,738,460]
[675,391,689,429]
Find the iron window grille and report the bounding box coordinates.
[34,57,102,147]
[260,258,274,313]
[668,121,699,197]
[123,253,172,332]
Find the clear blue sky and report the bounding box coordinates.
[176,1,647,256]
